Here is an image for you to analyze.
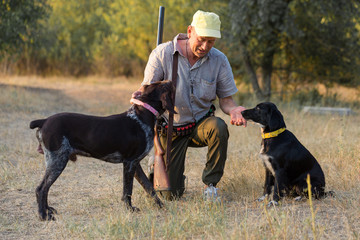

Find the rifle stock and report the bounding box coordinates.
[153,132,171,191]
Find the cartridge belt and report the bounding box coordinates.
[157,105,215,137]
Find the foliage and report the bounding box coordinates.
[0,0,49,73]
[229,0,289,100]
[284,0,360,87]
[0,0,49,54]
[11,0,226,76]
[229,0,360,100]
[1,0,360,99]
[31,0,114,76]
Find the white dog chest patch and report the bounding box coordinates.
[259,145,275,176]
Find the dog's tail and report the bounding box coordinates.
[29,119,46,129]
[30,119,46,155]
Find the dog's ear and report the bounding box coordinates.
[141,84,155,98]
[159,82,177,114]
[160,91,177,114]
[268,105,286,130]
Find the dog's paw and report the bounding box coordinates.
[47,214,56,221]
[47,206,58,215]
[39,211,56,221]
[46,206,58,220]
[131,206,140,212]
[326,191,336,198]
[156,199,164,209]
[256,194,268,202]
[39,207,58,221]
[267,200,279,207]
[294,196,303,202]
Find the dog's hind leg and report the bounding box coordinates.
[295,167,326,199]
[309,164,326,199]
[36,151,69,220]
[122,162,139,212]
[134,164,163,208]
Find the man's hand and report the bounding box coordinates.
[230,106,247,127]
[130,86,145,103]
[131,90,142,99]
[219,96,247,127]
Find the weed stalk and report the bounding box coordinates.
[306,174,317,240]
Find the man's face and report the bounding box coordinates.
[188,26,216,58]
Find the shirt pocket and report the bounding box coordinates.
[198,78,216,101]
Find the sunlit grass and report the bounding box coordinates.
[0,76,359,239]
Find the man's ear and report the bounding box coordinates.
[187,25,193,38]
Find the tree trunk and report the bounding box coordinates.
[261,48,275,101]
[241,47,265,101]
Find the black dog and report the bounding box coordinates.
[241,102,331,206]
[30,81,175,220]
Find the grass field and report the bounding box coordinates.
[0,76,359,239]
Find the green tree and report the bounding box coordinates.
[98,0,227,76]
[229,0,289,101]
[37,0,112,76]
[284,0,360,87]
[1,0,230,76]
[0,0,49,72]
[229,0,360,100]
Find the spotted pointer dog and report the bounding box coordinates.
[30,81,175,220]
[241,102,332,206]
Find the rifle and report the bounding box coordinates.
[153,6,171,191]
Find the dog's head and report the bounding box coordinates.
[138,80,176,115]
[241,102,286,131]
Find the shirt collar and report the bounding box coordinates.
[172,33,212,61]
[173,33,187,55]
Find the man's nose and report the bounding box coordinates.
[201,42,211,50]
[201,42,210,50]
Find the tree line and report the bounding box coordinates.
[1,0,359,100]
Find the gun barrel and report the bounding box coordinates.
[156,6,165,46]
[153,6,170,192]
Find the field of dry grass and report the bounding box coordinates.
[0,76,359,239]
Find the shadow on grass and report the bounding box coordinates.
[0,83,86,115]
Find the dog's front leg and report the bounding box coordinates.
[134,164,163,208]
[270,169,288,206]
[257,169,274,202]
[122,162,139,212]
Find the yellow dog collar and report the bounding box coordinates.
[261,128,286,139]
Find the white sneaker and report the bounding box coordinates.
[203,184,220,202]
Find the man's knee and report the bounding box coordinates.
[206,117,229,140]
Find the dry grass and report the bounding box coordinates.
[0,76,359,239]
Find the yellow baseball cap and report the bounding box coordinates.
[191,10,221,38]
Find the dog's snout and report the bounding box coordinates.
[241,109,249,119]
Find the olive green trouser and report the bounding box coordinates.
[158,116,229,200]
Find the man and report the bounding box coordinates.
[132,10,247,200]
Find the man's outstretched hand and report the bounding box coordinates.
[229,106,247,127]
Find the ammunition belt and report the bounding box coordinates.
[157,105,215,137]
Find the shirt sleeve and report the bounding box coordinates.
[216,56,238,98]
[142,48,164,85]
